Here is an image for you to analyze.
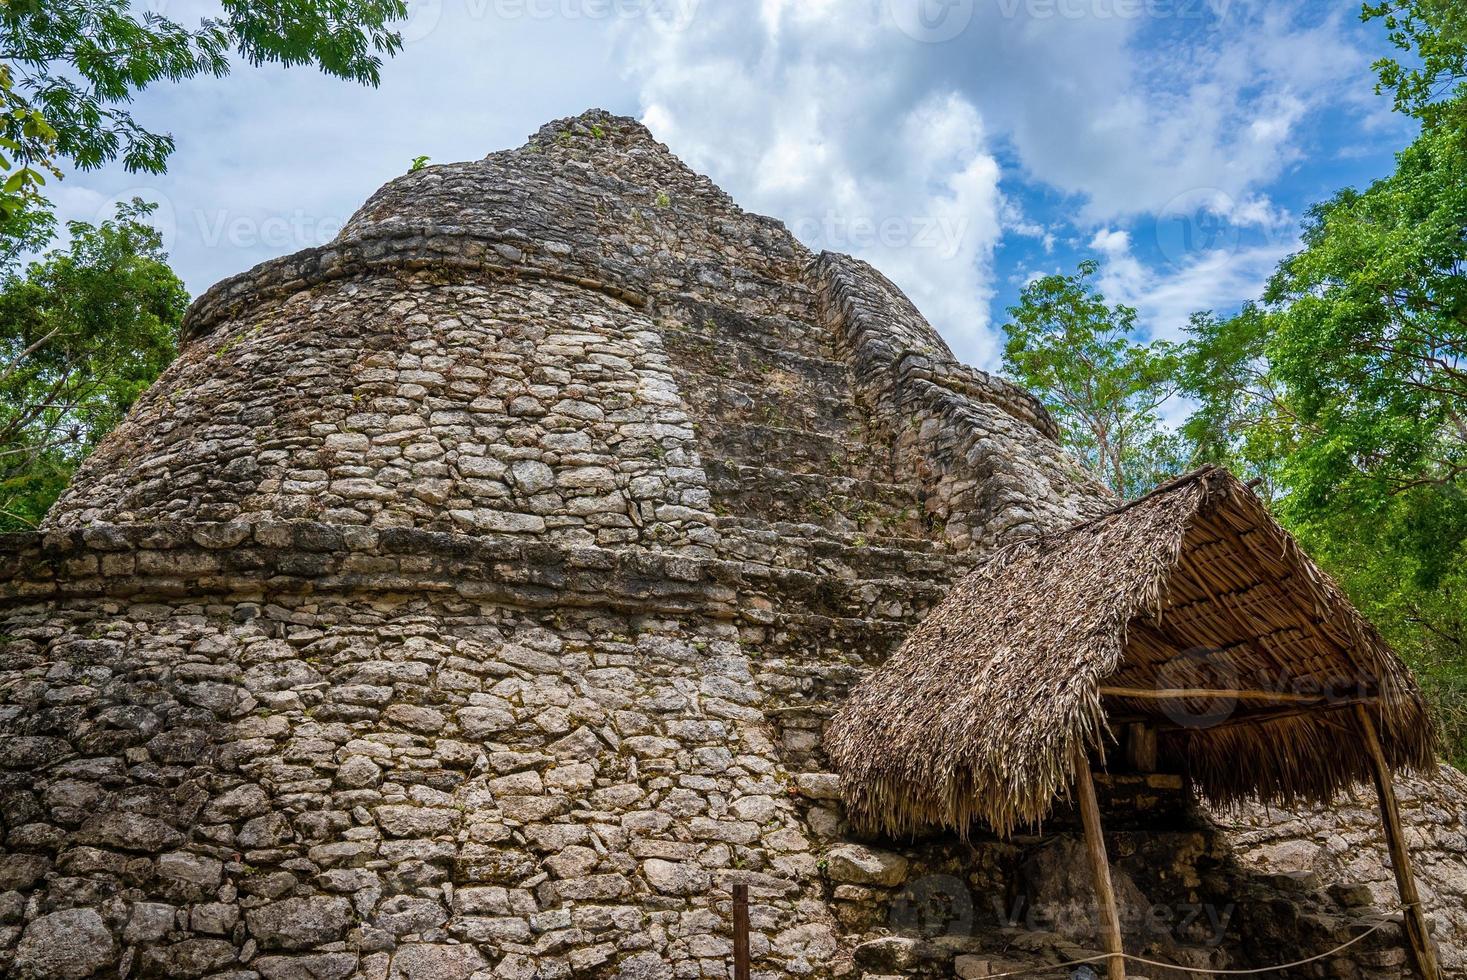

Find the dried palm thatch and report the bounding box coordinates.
[825,466,1436,839]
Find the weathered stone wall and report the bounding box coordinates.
[0,564,830,979]
[812,253,1112,552]
[5,109,1106,980]
[45,271,717,547]
[3,109,1464,980]
[1215,767,1467,974]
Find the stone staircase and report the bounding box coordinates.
[657,294,967,803]
[660,298,937,551]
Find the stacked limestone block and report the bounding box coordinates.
[2,110,1465,979]
[1,110,1104,980]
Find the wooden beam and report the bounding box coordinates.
[1099,686,1325,704]
[1106,694,1380,733]
[1212,514,1358,656]
[1075,750,1126,980]
[733,882,751,980]
[1355,705,1440,980]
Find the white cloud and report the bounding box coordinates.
[620,0,1377,366]
[35,0,1390,378]
[627,5,1008,363]
[1000,199,1054,251]
[979,1,1374,223]
[1090,226,1291,341]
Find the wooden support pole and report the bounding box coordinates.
[1355,705,1440,980]
[732,882,751,980]
[1125,722,1157,773]
[1075,751,1126,980]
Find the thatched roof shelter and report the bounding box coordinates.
[825,466,1437,839]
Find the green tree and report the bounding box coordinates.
[1002,260,1186,498]
[0,199,186,529]
[1179,7,1467,757]
[1366,0,1467,129]
[0,0,408,221]
[1179,306,1298,502]
[1263,126,1466,522]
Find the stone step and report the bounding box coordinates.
[677,365,863,435]
[702,421,895,482]
[712,516,962,592]
[706,460,925,536]
[855,933,1114,980]
[738,566,947,626]
[713,517,961,582]
[712,513,950,557]
[661,321,855,397]
[658,300,837,363]
[747,609,922,671]
[953,952,1078,979]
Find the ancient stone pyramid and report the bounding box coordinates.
[3,110,1463,979]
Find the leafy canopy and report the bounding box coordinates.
[1002,259,1185,498]
[0,199,186,529]
[1366,0,1467,128]
[1179,306,1297,502]
[1167,0,1467,760]
[0,0,408,218]
[1001,0,1467,758]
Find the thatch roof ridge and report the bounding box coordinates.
[824,466,1435,839]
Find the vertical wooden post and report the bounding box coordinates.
[1355,705,1440,980]
[1075,751,1126,980]
[1125,722,1157,773]
[733,881,751,980]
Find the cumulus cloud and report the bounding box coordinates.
[986,1,1373,223]
[40,0,1389,374]
[619,0,1376,365]
[1089,225,1291,341]
[625,2,1009,362]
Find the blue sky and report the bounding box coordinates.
[48,0,1415,373]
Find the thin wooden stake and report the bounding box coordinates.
[1355,705,1440,980]
[1075,751,1126,980]
[732,882,750,980]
